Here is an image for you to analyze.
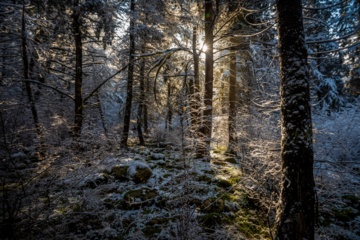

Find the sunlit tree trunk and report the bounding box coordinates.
[22,3,42,144]
[201,0,214,157]
[275,0,315,239]
[120,0,135,148]
[72,0,83,138]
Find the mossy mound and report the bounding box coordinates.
[121,188,158,209]
[111,166,129,181]
[132,166,152,184]
[216,179,233,189]
[201,197,224,213]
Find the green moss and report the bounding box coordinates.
[228,176,241,185]
[111,166,129,180]
[216,179,232,189]
[201,197,224,213]
[234,214,270,239]
[133,167,152,184]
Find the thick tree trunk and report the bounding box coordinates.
[72,0,83,138]
[22,4,42,143]
[275,0,315,239]
[201,0,214,157]
[120,0,135,148]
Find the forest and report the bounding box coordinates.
[0,0,359,239]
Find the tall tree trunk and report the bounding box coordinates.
[190,26,202,156]
[120,0,135,147]
[201,0,214,157]
[275,0,315,239]
[137,52,145,145]
[22,3,42,144]
[227,38,237,155]
[72,0,83,138]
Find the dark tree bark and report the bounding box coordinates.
[72,0,83,138]
[120,0,135,148]
[227,38,237,155]
[275,0,315,239]
[201,0,215,157]
[190,26,201,132]
[166,80,173,131]
[137,52,145,145]
[22,3,42,143]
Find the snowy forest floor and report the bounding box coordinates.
[1,137,360,239]
[1,107,360,240]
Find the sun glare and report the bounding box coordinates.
[202,44,208,52]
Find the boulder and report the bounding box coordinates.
[128,161,153,184]
[111,161,153,184]
[111,166,129,181]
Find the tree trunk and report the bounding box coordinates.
[227,39,237,155]
[137,53,145,145]
[22,3,42,143]
[143,71,149,134]
[166,80,173,131]
[201,0,214,157]
[120,0,135,148]
[275,0,315,239]
[72,0,83,138]
[190,26,201,132]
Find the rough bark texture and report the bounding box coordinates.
[275,0,315,239]
[72,0,83,138]
[201,0,214,157]
[120,0,135,148]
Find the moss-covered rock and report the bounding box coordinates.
[111,166,129,181]
[132,166,152,184]
[201,197,224,213]
[121,188,158,209]
[216,179,232,189]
